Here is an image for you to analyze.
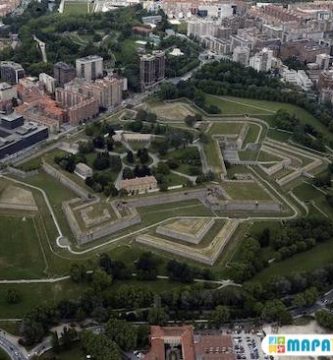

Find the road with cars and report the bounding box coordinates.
[0,333,27,360]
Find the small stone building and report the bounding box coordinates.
[120,176,157,194]
[74,162,93,179]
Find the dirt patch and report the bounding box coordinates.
[0,185,37,208]
[151,103,195,121]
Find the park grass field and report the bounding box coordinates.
[206,95,333,142]
[0,280,85,318]
[252,239,333,282]
[40,343,83,360]
[63,0,91,14]
[243,123,261,146]
[294,182,333,220]
[205,95,274,115]
[207,122,244,135]
[222,181,272,201]
[0,216,47,279]
[203,138,223,172]
[257,150,283,162]
[150,102,195,121]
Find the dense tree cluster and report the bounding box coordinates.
[160,60,333,140]
[1,4,145,89]
[158,81,221,114]
[316,310,333,330]
[271,218,333,260]
[161,36,201,78]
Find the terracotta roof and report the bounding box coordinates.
[145,327,236,360]
[145,326,196,360]
[120,176,157,188]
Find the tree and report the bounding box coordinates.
[109,155,122,172]
[184,115,196,127]
[93,152,110,171]
[146,112,157,123]
[316,310,333,330]
[91,269,112,292]
[126,150,134,164]
[60,326,77,350]
[261,300,292,325]
[51,331,60,354]
[104,183,119,197]
[123,167,134,179]
[167,260,194,283]
[99,253,113,275]
[105,319,137,351]
[147,307,169,325]
[137,148,149,164]
[5,289,21,304]
[93,136,105,149]
[106,138,114,152]
[209,305,230,328]
[258,228,270,247]
[136,252,158,280]
[156,162,170,175]
[135,109,147,121]
[70,264,87,283]
[81,331,121,360]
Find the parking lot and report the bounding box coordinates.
[233,333,269,360]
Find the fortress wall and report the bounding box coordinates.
[0,202,38,212]
[7,167,39,179]
[156,218,215,244]
[121,188,209,208]
[63,198,141,244]
[137,220,239,266]
[211,201,281,212]
[42,162,91,200]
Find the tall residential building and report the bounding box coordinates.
[154,51,166,82]
[64,75,125,109]
[249,48,273,72]
[55,88,99,125]
[39,73,56,94]
[0,61,25,85]
[316,53,331,70]
[53,62,76,87]
[0,83,17,102]
[232,46,250,66]
[76,55,103,81]
[140,51,165,92]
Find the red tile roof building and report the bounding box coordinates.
[144,326,235,360]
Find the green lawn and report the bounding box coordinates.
[243,124,261,146]
[203,139,222,172]
[0,280,85,318]
[40,344,84,360]
[293,182,333,220]
[205,95,273,115]
[222,181,272,201]
[252,239,333,282]
[257,151,282,162]
[208,122,244,135]
[238,150,259,161]
[0,348,10,360]
[138,199,213,225]
[0,216,47,279]
[267,128,292,142]
[207,95,333,142]
[63,1,90,14]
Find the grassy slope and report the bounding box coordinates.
[206,95,333,142]
[0,216,46,279]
